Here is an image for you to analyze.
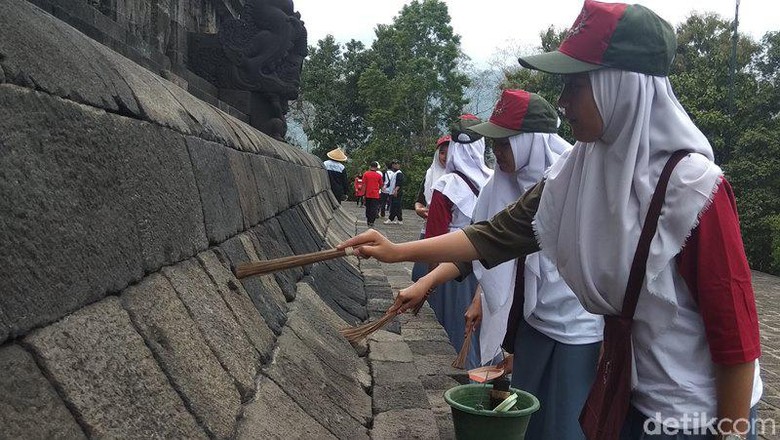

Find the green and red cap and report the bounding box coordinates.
[436,134,452,148]
[518,0,676,76]
[469,90,558,139]
[450,114,484,144]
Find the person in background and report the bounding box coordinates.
[361,161,383,227]
[423,114,492,371]
[385,159,405,225]
[323,147,348,203]
[411,135,450,282]
[379,162,394,218]
[339,2,763,439]
[354,174,365,206]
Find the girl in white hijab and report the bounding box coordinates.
[423,115,492,371]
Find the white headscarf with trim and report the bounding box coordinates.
[423,145,448,205]
[431,138,493,218]
[534,69,722,340]
[471,133,572,364]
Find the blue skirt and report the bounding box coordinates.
[427,273,481,371]
[512,319,601,440]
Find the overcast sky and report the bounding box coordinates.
[294,0,776,67]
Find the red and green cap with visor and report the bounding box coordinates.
[518,0,676,76]
[469,90,559,139]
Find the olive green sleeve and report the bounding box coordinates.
[463,180,545,269]
[453,261,473,281]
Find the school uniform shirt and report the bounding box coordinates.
[361,170,382,199]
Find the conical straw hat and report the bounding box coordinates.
[326,148,348,162]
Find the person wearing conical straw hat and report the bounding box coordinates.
[323,147,349,204]
[397,90,603,440]
[339,2,762,439]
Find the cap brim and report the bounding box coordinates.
[518,51,602,74]
[468,121,521,139]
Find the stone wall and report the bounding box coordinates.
[0,1,373,438]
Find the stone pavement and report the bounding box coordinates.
[345,203,466,439]
[342,202,780,440]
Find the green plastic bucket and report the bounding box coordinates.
[444,384,540,440]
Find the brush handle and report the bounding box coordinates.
[233,247,355,279]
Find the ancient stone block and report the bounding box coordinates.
[373,382,431,414]
[250,219,300,301]
[248,154,283,220]
[264,329,370,439]
[371,409,440,440]
[0,345,86,439]
[0,85,205,341]
[197,250,276,362]
[0,0,140,115]
[264,157,291,209]
[369,341,414,363]
[227,148,263,228]
[186,136,244,244]
[237,377,337,440]
[219,235,287,334]
[289,282,371,390]
[24,297,207,439]
[120,274,241,440]
[162,258,261,399]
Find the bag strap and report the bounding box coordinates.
[621,150,690,319]
[453,171,480,196]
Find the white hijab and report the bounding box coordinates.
[534,69,722,334]
[432,138,493,218]
[472,133,571,364]
[423,145,448,205]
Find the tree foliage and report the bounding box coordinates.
[295,0,470,207]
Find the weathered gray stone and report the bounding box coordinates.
[162,258,261,399]
[264,329,371,439]
[0,85,207,342]
[278,207,324,255]
[24,297,206,439]
[369,341,414,363]
[407,340,457,356]
[0,345,86,439]
[436,412,456,440]
[414,354,465,377]
[237,377,337,440]
[0,0,140,115]
[373,381,431,414]
[402,328,451,342]
[228,148,266,228]
[186,136,244,244]
[152,75,238,148]
[108,47,197,134]
[371,409,440,440]
[121,274,241,440]
[264,157,291,209]
[369,330,405,343]
[420,374,460,392]
[372,361,421,386]
[219,235,288,334]
[248,154,283,219]
[250,219,300,301]
[290,282,371,391]
[197,251,276,361]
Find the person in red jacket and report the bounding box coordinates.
[361,161,383,227]
[353,174,365,206]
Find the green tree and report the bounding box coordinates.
[295,36,371,159]
[356,0,470,207]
